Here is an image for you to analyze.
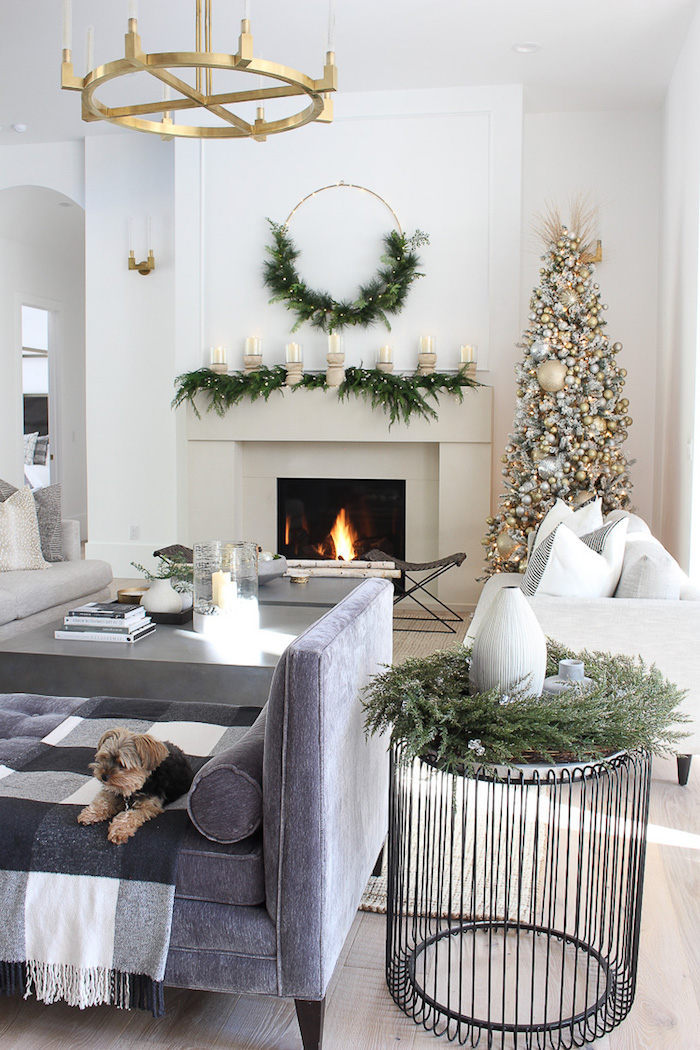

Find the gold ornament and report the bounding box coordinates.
[574,469,587,483]
[537,359,568,392]
[496,532,518,558]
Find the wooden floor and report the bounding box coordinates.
[2,607,699,1048]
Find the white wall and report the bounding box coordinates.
[83,133,177,576]
[174,86,524,567]
[0,181,87,531]
[519,110,662,529]
[658,4,700,575]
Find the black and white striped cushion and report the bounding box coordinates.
[522,518,628,598]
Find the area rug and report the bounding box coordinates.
[360,765,547,922]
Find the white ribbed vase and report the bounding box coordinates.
[469,585,546,698]
[140,578,183,614]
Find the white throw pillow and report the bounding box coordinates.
[522,518,628,598]
[532,497,603,551]
[0,486,51,571]
[614,535,683,599]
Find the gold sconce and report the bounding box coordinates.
[128,218,155,275]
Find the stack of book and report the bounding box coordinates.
[54,601,156,643]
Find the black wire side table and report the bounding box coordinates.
[385,746,651,1048]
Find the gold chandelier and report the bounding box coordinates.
[61,1,338,141]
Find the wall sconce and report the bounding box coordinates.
[128,217,155,275]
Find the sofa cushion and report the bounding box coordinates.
[0,486,51,572]
[605,508,652,536]
[175,825,265,906]
[0,590,17,626]
[0,558,113,619]
[0,479,63,562]
[188,706,266,843]
[522,518,628,598]
[614,535,684,599]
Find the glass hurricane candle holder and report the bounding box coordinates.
[193,541,259,637]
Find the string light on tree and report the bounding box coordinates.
[482,200,633,576]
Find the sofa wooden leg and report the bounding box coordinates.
[372,844,385,877]
[295,997,325,1050]
[677,754,693,786]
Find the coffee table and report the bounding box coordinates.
[0,577,363,706]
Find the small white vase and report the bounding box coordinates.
[140,578,182,614]
[469,585,546,698]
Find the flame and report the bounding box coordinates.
[330,508,358,561]
[285,514,290,545]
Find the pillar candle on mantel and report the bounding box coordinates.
[420,335,435,353]
[285,342,302,363]
[328,333,342,353]
[378,345,393,363]
[460,344,475,363]
[210,346,227,366]
[245,336,261,355]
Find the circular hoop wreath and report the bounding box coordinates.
[262,183,429,333]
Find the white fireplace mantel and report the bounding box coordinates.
[186,386,493,607]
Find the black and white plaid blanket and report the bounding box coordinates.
[0,693,260,1015]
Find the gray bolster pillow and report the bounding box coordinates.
[187,705,267,843]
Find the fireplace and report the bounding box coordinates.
[277,478,406,562]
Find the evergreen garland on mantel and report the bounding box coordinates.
[172,365,479,428]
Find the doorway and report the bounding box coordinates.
[21,304,54,488]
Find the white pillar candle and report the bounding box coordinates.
[211,570,231,608]
[85,26,94,74]
[210,346,227,366]
[378,345,392,363]
[420,335,435,353]
[285,342,302,363]
[62,0,72,50]
[245,336,261,354]
[460,344,475,363]
[328,333,342,354]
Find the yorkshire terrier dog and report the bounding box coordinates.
[78,728,194,845]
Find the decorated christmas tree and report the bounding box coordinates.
[482,202,633,576]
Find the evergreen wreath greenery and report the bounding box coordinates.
[262,220,430,332]
[172,365,478,427]
[363,642,688,775]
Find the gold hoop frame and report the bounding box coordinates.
[285,181,403,235]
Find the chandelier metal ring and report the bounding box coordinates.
[61,8,338,142]
[285,182,403,236]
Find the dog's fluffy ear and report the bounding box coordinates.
[133,733,169,770]
[97,728,127,751]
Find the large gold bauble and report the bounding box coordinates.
[496,531,518,558]
[574,469,587,483]
[537,360,568,392]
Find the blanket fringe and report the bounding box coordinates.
[21,961,164,1017]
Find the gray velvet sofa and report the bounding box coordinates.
[0,519,112,641]
[0,577,393,1049]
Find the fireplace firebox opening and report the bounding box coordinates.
[277,478,406,562]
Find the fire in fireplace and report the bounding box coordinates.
[277,478,406,562]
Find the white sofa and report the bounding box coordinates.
[0,518,112,641]
[467,511,700,784]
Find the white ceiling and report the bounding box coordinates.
[0,0,698,146]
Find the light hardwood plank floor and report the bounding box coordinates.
[2,601,698,1048]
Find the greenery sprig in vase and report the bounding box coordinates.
[363,641,688,775]
[131,551,193,594]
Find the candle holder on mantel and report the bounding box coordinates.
[285,343,303,385]
[210,346,228,374]
[416,352,437,375]
[459,361,477,381]
[417,335,437,375]
[459,344,477,381]
[325,333,345,387]
[377,345,394,374]
[243,337,263,374]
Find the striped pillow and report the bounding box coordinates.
[522,518,628,598]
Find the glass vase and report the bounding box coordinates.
[193,541,259,637]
